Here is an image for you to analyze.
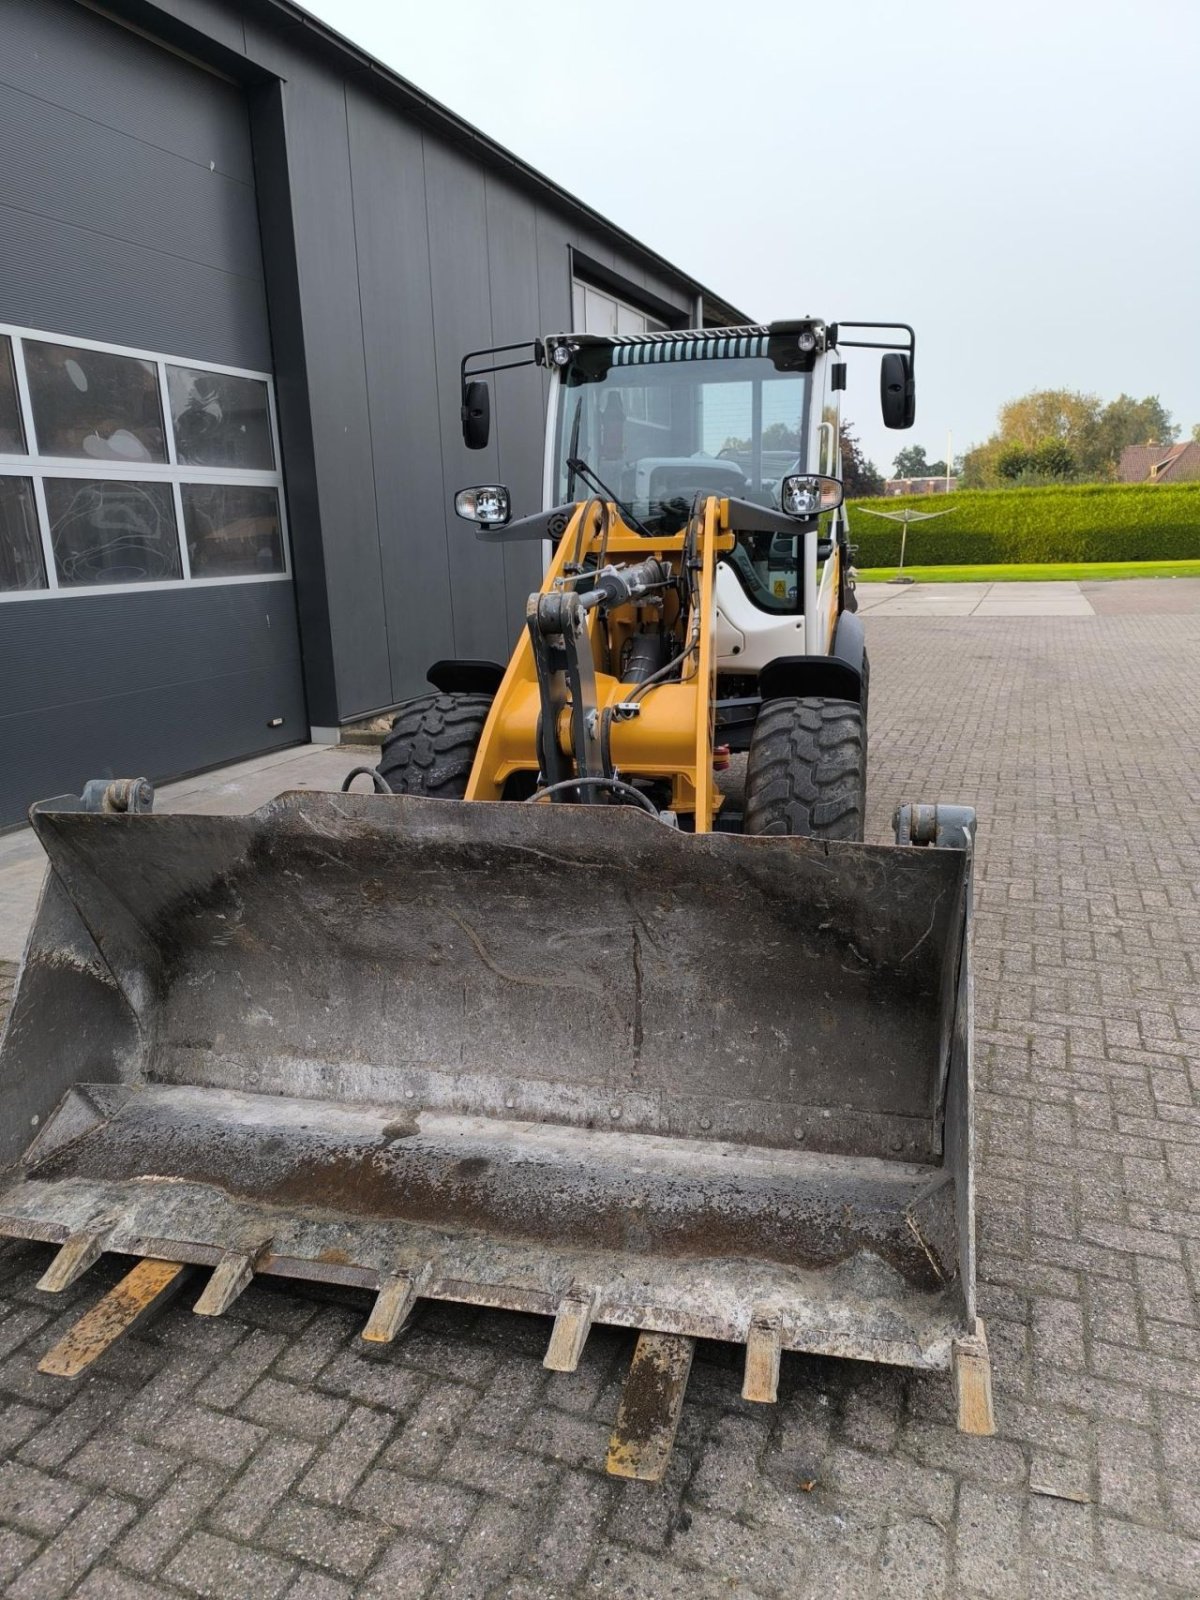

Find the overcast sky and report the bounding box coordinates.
[305,0,1200,475]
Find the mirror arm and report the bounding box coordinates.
[828,322,916,373]
[459,341,543,392]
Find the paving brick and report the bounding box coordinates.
[585,1541,769,1598]
[238,1377,352,1441]
[524,1469,610,1585]
[163,1530,296,1599]
[955,1483,1026,1597]
[6,1492,137,1600]
[163,1402,265,1467]
[0,1459,86,1537]
[0,1399,50,1454]
[115,1461,229,1575]
[72,1569,174,1600]
[1029,1496,1096,1566]
[0,1526,39,1588]
[876,1517,951,1598]
[463,1360,545,1441]
[313,1348,428,1411]
[64,1432,180,1499]
[282,1575,355,1600]
[669,1510,813,1596]
[432,1501,527,1600]
[438,1433,559,1508]
[297,1403,393,1505]
[17,1380,124,1470]
[209,1436,315,1539]
[193,1329,287,1409]
[357,1534,444,1600]
[259,1498,388,1578]
[378,1380,477,1476]
[1100,1514,1200,1588]
[353,1469,478,1542]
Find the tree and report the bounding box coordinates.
[1094,394,1177,468]
[893,444,931,477]
[762,421,800,451]
[962,387,1178,486]
[1193,423,1200,443]
[839,420,884,497]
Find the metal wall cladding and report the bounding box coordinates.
[0,2,269,369]
[0,0,300,827]
[0,586,305,824]
[239,16,700,716]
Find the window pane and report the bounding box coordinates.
[0,477,45,591]
[45,479,180,587]
[0,338,25,454]
[24,342,165,462]
[167,366,275,470]
[616,303,646,336]
[584,287,618,337]
[182,484,284,578]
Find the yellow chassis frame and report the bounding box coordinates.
[466,497,736,831]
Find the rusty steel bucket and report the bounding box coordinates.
[0,786,985,1455]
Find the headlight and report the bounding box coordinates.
[796,329,818,353]
[551,343,573,367]
[454,485,511,527]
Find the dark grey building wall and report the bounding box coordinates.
[0,588,305,823]
[0,0,270,369]
[0,0,305,826]
[131,0,702,721]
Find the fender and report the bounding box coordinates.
[426,659,506,696]
[757,612,866,704]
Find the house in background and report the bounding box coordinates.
[885,476,958,496]
[0,0,743,828]
[1117,441,1200,483]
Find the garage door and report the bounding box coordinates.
[0,0,306,827]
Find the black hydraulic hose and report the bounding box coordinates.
[525,777,659,816]
[341,765,391,794]
[626,642,698,701]
[566,456,655,538]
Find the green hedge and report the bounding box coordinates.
[846,482,1200,568]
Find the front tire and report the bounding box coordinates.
[743,696,866,841]
[377,692,492,798]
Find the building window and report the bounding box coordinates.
[0,322,289,602]
[0,338,25,455]
[571,281,666,340]
[24,342,166,463]
[167,367,275,471]
[45,479,181,588]
[0,477,43,593]
[182,484,284,578]
[572,279,670,427]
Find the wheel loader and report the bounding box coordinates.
[0,317,993,1476]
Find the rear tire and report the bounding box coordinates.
[377,692,492,798]
[743,696,866,841]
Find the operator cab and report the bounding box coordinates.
[454,316,915,686]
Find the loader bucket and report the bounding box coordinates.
[0,788,981,1451]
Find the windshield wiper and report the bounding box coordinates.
[566,456,654,538]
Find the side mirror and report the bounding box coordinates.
[781,473,844,518]
[454,485,510,528]
[461,380,490,450]
[880,352,915,429]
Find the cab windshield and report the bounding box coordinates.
[553,346,814,530]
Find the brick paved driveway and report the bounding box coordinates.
[3,607,1200,1598]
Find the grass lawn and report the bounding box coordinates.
[855,559,1200,584]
